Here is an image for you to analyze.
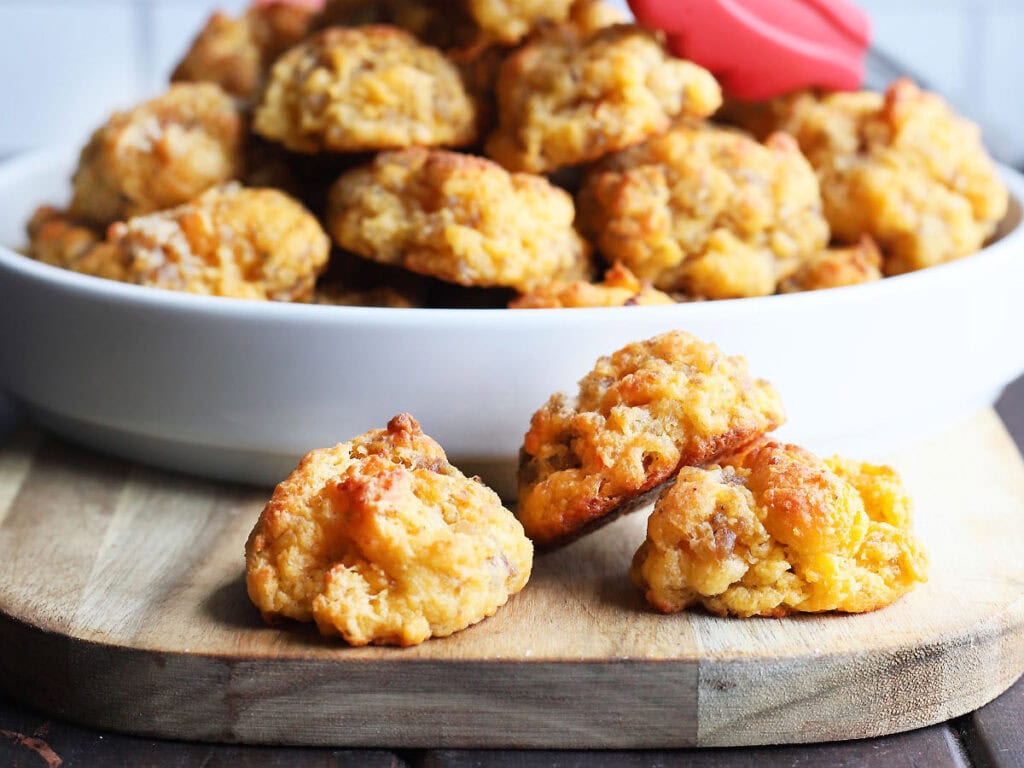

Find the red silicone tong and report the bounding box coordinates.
[629,0,871,99]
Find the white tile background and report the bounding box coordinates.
[0,0,1021,163]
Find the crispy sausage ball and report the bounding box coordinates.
[566,0,627,35]
[90,184,329,301]
[455,0,625,135]
[737,80,1008,275]
[316,0,575,46]
[485,25,722,173]
[171,2,313,101]
[630,440,929,616]
[328,148,591,291]
[27,206,103,272]
[316,0,617,47]
[26,206,145,284]
[517,331,785,549]
[509,262,674,309]
[467,0,575,44]
[779,236,883,293]
[577,122,830,298]
[246,414,533,646]
[253,26,478,153]
[69,83,244,227]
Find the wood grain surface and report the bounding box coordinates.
[0,411,1022,749]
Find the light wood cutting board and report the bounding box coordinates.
[0,411,1021,749]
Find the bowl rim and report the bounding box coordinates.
[2,145,1023,330]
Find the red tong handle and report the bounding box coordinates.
[629,0,871,99]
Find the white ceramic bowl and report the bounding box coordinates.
[2,147,1023,497]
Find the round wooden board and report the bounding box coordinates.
[0,411,1022,749]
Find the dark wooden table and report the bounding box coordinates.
[2,379,1022,768]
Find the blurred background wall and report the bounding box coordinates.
[0,0,1020,162]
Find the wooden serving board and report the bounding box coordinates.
[0,411,1022,749]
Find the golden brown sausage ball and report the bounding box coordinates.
[172,2,314,100]
[328,147,591,291]
[631,440,929,616]
[99,184,329,301]
[577,122,829,298]
[69,83,244,227]
[253,26,478,153]
[485,25,722,173]
[730,80,1008,275]
[246,413,533,646]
